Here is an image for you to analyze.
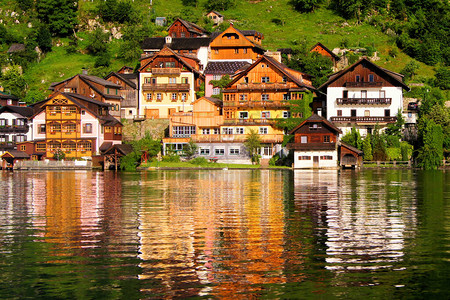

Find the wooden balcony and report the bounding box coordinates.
[336,98,392,105]
[223,100,290,108]
[330,116,397,123]
[345,81,383,88]
[223,118,275,125]
[235,82,290,91]
[0,125,28,133]
[142,83,190,92]
[151,68,181,75]
[190,134,284,144]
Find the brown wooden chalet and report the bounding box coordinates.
[209,24,265,61]
[104,69,138,119]
[167,18,209,38]
[49,73,123,119]
[222,54,316,120]
[1,150,29,169]
[141,36,211,58]
[0,90,20,106]
[310,42,340,70]
[287,114,341,151]
[339,142,363,168]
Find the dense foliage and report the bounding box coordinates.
[36,0,78,36]
[120,132,161,170]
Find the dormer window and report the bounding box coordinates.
[368,74,374,82]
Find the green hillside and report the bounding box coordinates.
[0,0,445,101]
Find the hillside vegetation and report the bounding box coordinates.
[0,0,447,102]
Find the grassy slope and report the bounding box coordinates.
[15,0,436,96]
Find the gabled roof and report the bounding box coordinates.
[289,114,342,135]
[340,142,363,155]
[319,57,410,91]
[225,55,316,92]
[310,42,340,60]
[102,143,133,155]
[118,66,134,74]
[50,74,122,90]
[194,96,223,107]
[0,91,19,100]
[139,47,203,77]
[1,150,29,159]
[208,10,223,17]
[204,61,251,75]
[0,105,33,117]
[7,43,25,53]
[209,24,265,51]
[141,37,211,50]
[104,72,137,89]
[167,18,208,35]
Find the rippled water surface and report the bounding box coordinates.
[0,169,449,299]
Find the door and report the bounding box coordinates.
[145,109,159,119]
[168,108,176,116]
[313,156,319,168]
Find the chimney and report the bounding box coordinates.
[317,108,322,117]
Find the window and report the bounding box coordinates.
[283,93,290,100]
[320,156,333,160]
[301,136,307,143]
[173,126,196,137]
[323,135,330,143]
[234,49,239,54]
[235,127,244,134]
[385,109,390,117]
[408,112,412,118]
[261,111,270,119]
[212,88,221,95]
[62,106,76,114]
[261,76,270,83]
[213,75,222,80]
[0,119,6,126]
[213,128,220,134]
[182,77,189,84]
[239,112,248,119]
[104,126,112,133]
[36,143,46,152]
[146,93,152,101]
[283,111,291,118]
[15,135,25,142]
[365,110,370,116]
[361,90,367,98]
[50,123,61,133]
[337,110,342,116]
[215,49,219,54]
[243,48,247,54]
[298,156,311,160]
[83,123,93,133]
[202,128,210,135]
[165,62,175,68]
[229,148,240,155]
[171,93,177,101]
[343,90,348,98]
[20,145,26,151]
[309,123,321,130]
[38,124,46,134]
[0,135,7,142]
[355,75,361,82]
[369,74,374,82]
[199,148,210,155]
[222,127,233,134]
[259,127,268,134]
[180,32,185,37]
[81,110,85,115]
[240,94,247,101]
[169,78,176,84]
[78,141,92,152]
[351,109,357,117]
[261,94,269,101]
[244,77,249,83]
[156,93,162,101]
[181,93,187,101]
[282,76,287,83]
[380,90,385,98]
[215,148,225,155]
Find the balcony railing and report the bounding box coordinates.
[151,68,181,75]
[235,82,290,91]
[345,81,383,87]
[330,116,397,123]
[223,100,290,108]
[0,125,28,133]
[189,134,284,143]
[336,98,392,105]
[223,118,275,125]
[142,83,190,92]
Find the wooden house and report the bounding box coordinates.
[1,150,29,169]
[49,73,123,119]
[310,42,340,71]
[0,105,33,154]
[209,24,265,62]
[141,36,211,72]
[320,57,410,136]
[204,61,250,97]
[138,47,204,119]
[0,90,20,106]
[105,69,138,119]
[287,114,341,169]
[207,11,223,25]
[339,142,363,168]
[219,55,316,160]
[29,92,122,159]
[167,18,208,38]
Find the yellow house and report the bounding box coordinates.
[139,47,205,119]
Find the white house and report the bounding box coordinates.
[320,58,410,136]
[0,106,33,155]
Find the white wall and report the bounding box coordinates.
[0,111,32,142]
[293,150,338,169]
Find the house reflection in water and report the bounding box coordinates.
[137,170,290,298]
[293,170,417,272]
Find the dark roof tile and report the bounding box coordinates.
[204,61,251,75]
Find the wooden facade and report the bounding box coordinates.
[209,24,265,61]
[310,42,340,70]
[104,70,138,119]
[167,18,208,38]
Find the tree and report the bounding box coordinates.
[341,127,363,150]
[205,0,236,11]
[362,134,373,161]
[385,110,405,139]
[416,119,443,170]
[36,0,78,36]
[184,139,198,159]
[291,0,322,13]
[371,127,388,161]
[435,67,450,90]
[1,65,27,98]
[85,28,110,56]
[401,61,420,81]
[182,0,198,7]
[285,50,333,87]
[34,25,52,53]
[244,129,261,165]
[121,132,161,170]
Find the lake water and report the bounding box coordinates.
[0,169,449,299]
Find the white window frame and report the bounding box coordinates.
[235,127,244,134]
[259,127,268,135]
[261,94,269,101]
[239,111,249,119]
[229,148,240,155]
[214,148,225,155]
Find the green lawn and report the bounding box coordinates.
[139,161,291,169]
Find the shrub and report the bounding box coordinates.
[162,154,181,162]
[269,155,279,166]
[190,157,209,165]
